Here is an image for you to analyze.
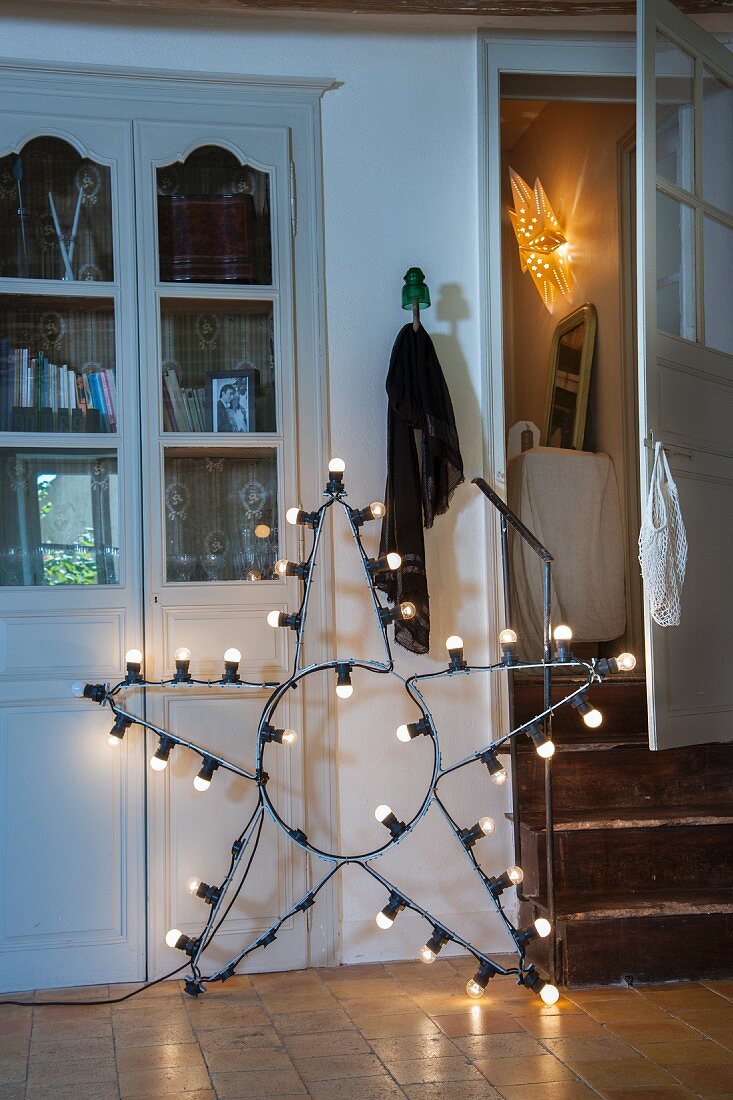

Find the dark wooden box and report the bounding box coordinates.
[158,195,256,283]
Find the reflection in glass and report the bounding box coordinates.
[0,295,118,433]
[656,190,696,342]
[0,448,119,585]
[656,33,695,193]
[704,214,733,357]
[703,68,733,216]
[0,137,114,282]
[548,325,583,449]
[160,299,275,433]
[157,146,272,285]
[164,449,278,582]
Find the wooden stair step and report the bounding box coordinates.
[528,885,733,921]
[511,807,733,831]
[512,679,648,736]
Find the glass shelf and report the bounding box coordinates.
[164,447,278,582]
[157,146,272,286]
[0,137,114,283]
[0,447,119,586]
[0,294,117,433]
[160,298,275,433]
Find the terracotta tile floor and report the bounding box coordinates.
[3,957,733,1099]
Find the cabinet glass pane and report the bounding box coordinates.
[157,146,272,285]
[161,299,275,433]
[0,448,119,586]
[656,33,695,194]
[0,137,114,282]
[703,68,733,217]
[165,448,278,582]
[0,295,117,433]
[704,214,733,357]
[657,190,696,342]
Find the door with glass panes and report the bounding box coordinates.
[0,117,146,991]
[134,122,310,979]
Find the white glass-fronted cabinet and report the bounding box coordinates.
[0,115,145,990]
[0,66,330,991]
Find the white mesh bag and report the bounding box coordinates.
[638,442,688,627]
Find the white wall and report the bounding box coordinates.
[0,6,516,965]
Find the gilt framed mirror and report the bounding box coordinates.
[541,303,597,450]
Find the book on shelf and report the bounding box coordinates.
[162,367,206,432]
[0,341,118,433]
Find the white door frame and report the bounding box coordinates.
[477,31,636,737]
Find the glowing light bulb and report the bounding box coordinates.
[275,559,289,577]
[466,979,485,999]
[375,911,394,929]
[583,708,603,728]
[125,648,143,665]
[70,681,86,697]
[536,739,556,758]
[499,628,517,645]
[165,928,182,948]
[491,766,508,785]
[540,983,560,1005]
[386,552,402,570]
[281,728,298,745]
[187,877,201,895]
[150,755,168,771]
[507,866,524,885]
[446,635,463,651]
[400,602,416,619]
[336,683,353,699]
[175,647,191,662]
[534,918,552,938]
[420,945,437,964]
[286,507,302,525]
[479,816,496,836]
[223,648,241,664]
[374,804,392,823]
[328,458,346,474]
[370,501,386,519]
[616,652,636,672]
[193,774,211,792]
[335,664,354,699]
[553,625,572,642]
[107,733,121,746]
[267,610,282,628]
[396,724,411,743]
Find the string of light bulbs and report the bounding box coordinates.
[71,457,635,1006]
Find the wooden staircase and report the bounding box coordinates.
[510,679,733,986]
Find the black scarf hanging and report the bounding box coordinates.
[378,324,464,653]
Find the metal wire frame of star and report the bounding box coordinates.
[78,458,636,1005]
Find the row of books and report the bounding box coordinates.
[163,368,207,432]
[0,340,118,433]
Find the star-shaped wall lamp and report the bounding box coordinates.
[508,169,572,312]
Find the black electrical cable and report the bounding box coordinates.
[0,962,192,1007]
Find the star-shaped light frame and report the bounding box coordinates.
[80,461,630,1005]
[508,168,572,312]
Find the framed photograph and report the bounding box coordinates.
[206,369,256,434]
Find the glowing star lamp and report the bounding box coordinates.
[508,168,572,312]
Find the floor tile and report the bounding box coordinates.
[357,1013,441,1038]
[573,1059,676,1087]
[281,1028,370,1057]
[203,1046,295,1072]
[519,1014,609,1038]
[117,1063,213,1096]
[112,1024,195,1048]
[401,1083,500,1099]
[541,1036,643,1063]
[635,1039,733,1065]
[292,1052,385,1081]
[369,1034,461,1062]
[599,1088,697,1100]
[270,1008,353,1034]
[305,1078,406,1099]
[666,1063,733,1096]
[25,1084,121,1100]
[431,1010,524,1036]
[212,1067,307,1097]
[26,1056,117,1086]
[475,1054,576,1086]
[29,1036,114,1061]
[451,1033,546,1060]
[387,1056,485,1084]
[115,1042,206,1070]
[605,1021,702,1046]
[496,1085,596,1100]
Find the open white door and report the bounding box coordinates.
[638,1,733,749]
